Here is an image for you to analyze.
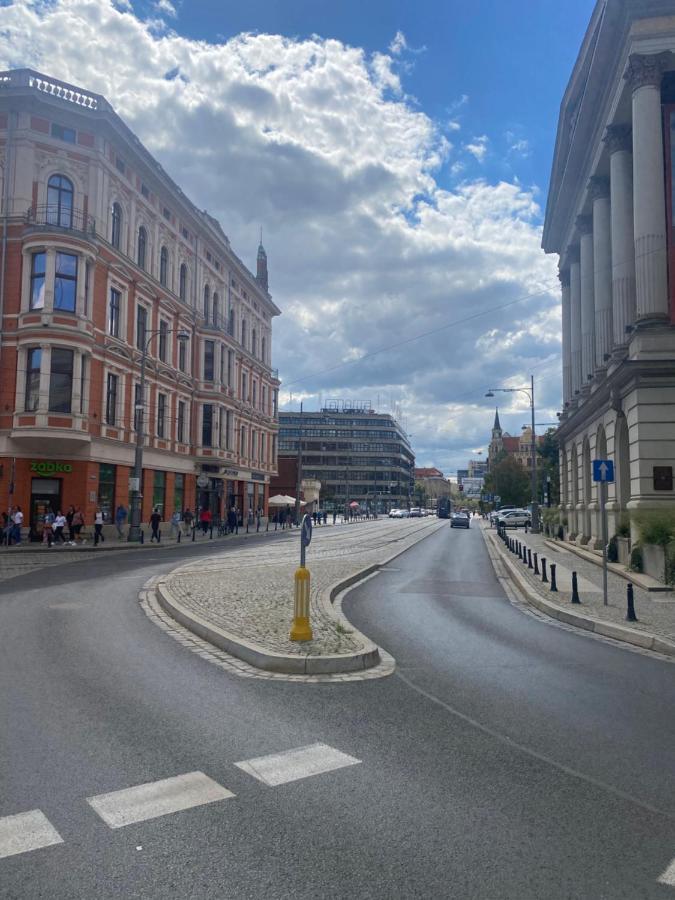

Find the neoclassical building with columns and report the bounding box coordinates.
[543,0,675,547]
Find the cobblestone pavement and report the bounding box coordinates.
[484,524,675,641]
[164,517,444,657]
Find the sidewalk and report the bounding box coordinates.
[149,517,444,676]
[483,523,675,658]
[0,517,354,583]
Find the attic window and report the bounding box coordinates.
[116,156,126,174]
[51,122,76,144]
[163,206,171,220]
[141,183,150,199]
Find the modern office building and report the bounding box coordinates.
[278,401,414,512]
[543,1,675,545]
[0,69,280,536]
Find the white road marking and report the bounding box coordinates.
[86,772,234,828]
[0,809,64,860]
[235,742,361,786]
[658,857,675,885]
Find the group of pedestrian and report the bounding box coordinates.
[1,507,23,545]
[311,510,328,525]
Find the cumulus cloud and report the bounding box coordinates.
[154,0,177,17]
[0,0,560,473]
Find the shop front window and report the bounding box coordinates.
[152,470,166,516]
[98,463,116,521]
[174,473,185,514]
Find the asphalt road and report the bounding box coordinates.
[2,521,675,899]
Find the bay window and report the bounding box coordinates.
[49,348,74,413]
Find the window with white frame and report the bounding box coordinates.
[158,319,169,363]
[177,399,186,443]
[178,335,188,373]
[203,340,215,381]
[105,372,119,426]
[49,348,74,413]
[136,303,148,351]
[30,252,46,310]
[111,202,122,249]
[179,263,187,302]
[157,392,166,438]
[25,347,41,411]
[240,424,246,457]
[160,246,169,287]
[137,226,147,270]
[47,174,74,228]
[108,288,121,337]
[54,252,77,312]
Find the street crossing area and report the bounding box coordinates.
[0,742,361,861]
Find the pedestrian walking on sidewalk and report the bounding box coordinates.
[199,508,211,535]
[42,510,54,547]
[71,507,85,544]
[227,506,237,535]
[170,509,181,539]
[11,507,23,545]
[182,508,193,535]
[66,506,75,542]
[150,508,162,542]
[53,511,67,544]
[115,504,128,539]
[94,509,105,546]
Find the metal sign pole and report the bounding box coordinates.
[600,479,608,606]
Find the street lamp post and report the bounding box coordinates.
[128,327,190,542]
[486,374,540,533]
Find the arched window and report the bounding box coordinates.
[47,174,73,227]
[261,336,266,364]
[179,263,187,302]
[203,285,210,322]
[111,202,122,249]
[159,246,168,287]
[241,318,247,349]
[212,293,219,327]
[228,307,235,336]
[251,328,257,358]
[137,226,147,270]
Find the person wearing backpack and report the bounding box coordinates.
[150,508,162,543]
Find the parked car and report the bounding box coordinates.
[489,505,516,524]
[451,511,470,529]
[388,508,401,518]
[409,507,423,518]
[496,508,531,528]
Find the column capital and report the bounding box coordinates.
[587,175,609,201]
[575,214,593,236]
[624,52,671,92]
[558,268,570,288]
[603,123,632,154]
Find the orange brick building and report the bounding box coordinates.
[0,70,280,538]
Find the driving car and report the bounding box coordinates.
[409,507,423,518]
[450,511,470,528]
[496,508,531,528]
[388,508,401,518]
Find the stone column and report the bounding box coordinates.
[588,176,613,367]
[577,214,595,386]
[603,124,636,347]
[44,248,57,313]
[569,246,582,396]
[624,53,670,323]
[559,268,572,403]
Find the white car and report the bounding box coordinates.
[388,508,401,518]
[496,508,531,528]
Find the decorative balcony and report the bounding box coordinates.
[26,205,97,237]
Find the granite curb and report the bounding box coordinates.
[155,519,444,675]
[484,528,675,660]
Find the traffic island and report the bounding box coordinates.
[149,517,444,676]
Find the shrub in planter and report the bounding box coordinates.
[607,536,618,563]
[616,515,630,538]
[630,545,643,573]
[632,510,675,583]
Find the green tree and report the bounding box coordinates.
[484,456,530,507]
[414,481,428,507]
[537,429,560,507]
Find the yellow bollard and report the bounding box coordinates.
[290,565,313,641]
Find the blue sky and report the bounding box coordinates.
[1,0,597,473]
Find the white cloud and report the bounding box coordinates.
[389,30,407,55]
[465,134,489,162]
[0,0,560,473]
[154,0,177,17]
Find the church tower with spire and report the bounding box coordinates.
[488,408,504,471]
[256,229,269,293]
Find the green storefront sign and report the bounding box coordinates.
[30,461,73,476]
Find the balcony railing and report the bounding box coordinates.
[26,205,96,236]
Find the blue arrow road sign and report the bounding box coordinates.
[593,459,614,482]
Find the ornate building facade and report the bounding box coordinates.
[0,69,280,535]
[543,2,675,546]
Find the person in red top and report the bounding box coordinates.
[199,507,211,535]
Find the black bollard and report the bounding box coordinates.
[210,526,213,540]
[524,521,528,534]
[533,552,539,575]
[626,583,638,622]
[192,525,196,542]
[541,557,548,583]
[275,520,278,531]
[517,541,522,559]
[522,544,529,565]
[140,530,144,544]
[527,548,533,569]
[571,571,581,604]
[246,521,249,533]
[549,563,558,592]
[177,531,181,543]
[266,519,269,532]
